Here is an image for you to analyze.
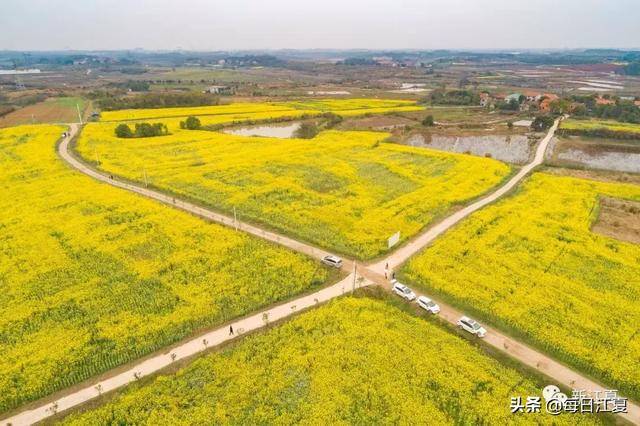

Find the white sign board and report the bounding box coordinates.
[388,231,401,249]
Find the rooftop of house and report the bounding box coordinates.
[596,96,616,105]
[521,90,543,98]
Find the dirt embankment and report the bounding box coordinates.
[592,197,640,245]
[543,167,640,185]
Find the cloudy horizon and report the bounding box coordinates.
[2,0,639,51]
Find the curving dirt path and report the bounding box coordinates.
[3,118,639,425]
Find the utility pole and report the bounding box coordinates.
[233,206,238,231]
[352,262,357,294]
[76,103,83,125]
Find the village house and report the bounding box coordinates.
[203,85,234,95]
[539,93,559,113]
[521,90,544,102]
[595,96,616,106]
[479,92,491,107]
[504,93,522,104]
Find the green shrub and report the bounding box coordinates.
[114,122,168,138]
[294,122,319,139]
[422,115,435,127]
[180,116,202,130]
[115,123,133,138]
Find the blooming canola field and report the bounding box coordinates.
[78,123,511,259]
[0,125,331,413]
[402,172,640,400]
[59,298,602,425]
[99,98,425,126]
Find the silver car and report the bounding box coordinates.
[322,255,343,268]
[392,281,416,301]
[417,296,440,314]
[457,316,487,338]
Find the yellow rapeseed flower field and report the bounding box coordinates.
[0,125,332,413]
[402,172,640,400]
[99,98,423,122]
[60,298,602,425]
[561,118,640,133]
[77,124,511,259]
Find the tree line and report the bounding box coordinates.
[90,91,221,111]
[115,122,169,138]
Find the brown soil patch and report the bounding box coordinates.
[339,115,417,130]
[0,98,80,127]
[555,137,640,155]
[592,197,640,245]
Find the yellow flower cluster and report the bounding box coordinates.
[61,298,600,425]
[78,124,511,259]
[402,172,640,400]
[99,98,423,122]
[0,125,330,413]
[561,118,640,133]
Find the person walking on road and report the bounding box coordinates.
[229,325,234,336]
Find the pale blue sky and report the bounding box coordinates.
[1,0,639,50]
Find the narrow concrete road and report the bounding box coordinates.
[370,117,561,274]
[2,274,371,426]
[6,119,638,425]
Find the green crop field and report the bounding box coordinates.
[560,119,640,139]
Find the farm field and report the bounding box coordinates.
[77,124,511,259]
[560,119,640,139]
[0,97,85,128]
[0,125,332,413]
[404,106,514,124]
[401,172,640,400]
[58,297,602,425]
[98,99,423,122]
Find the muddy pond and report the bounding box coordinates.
[403,133,536,164]
[549,137,640,174]
[223,122,301,139]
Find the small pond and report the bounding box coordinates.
[223,122,301,139]
[403,133,535,164]
[556,148,640,174]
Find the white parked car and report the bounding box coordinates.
[392,281,416,301]
[321,255,343,268]
[457,316,487,338]
[417,296,440,314]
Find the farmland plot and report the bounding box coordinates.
[99,99,423,123]
[0,125,331,413]
[77,125,511,259]
[59,298,601,425]
[402,173,640,400]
